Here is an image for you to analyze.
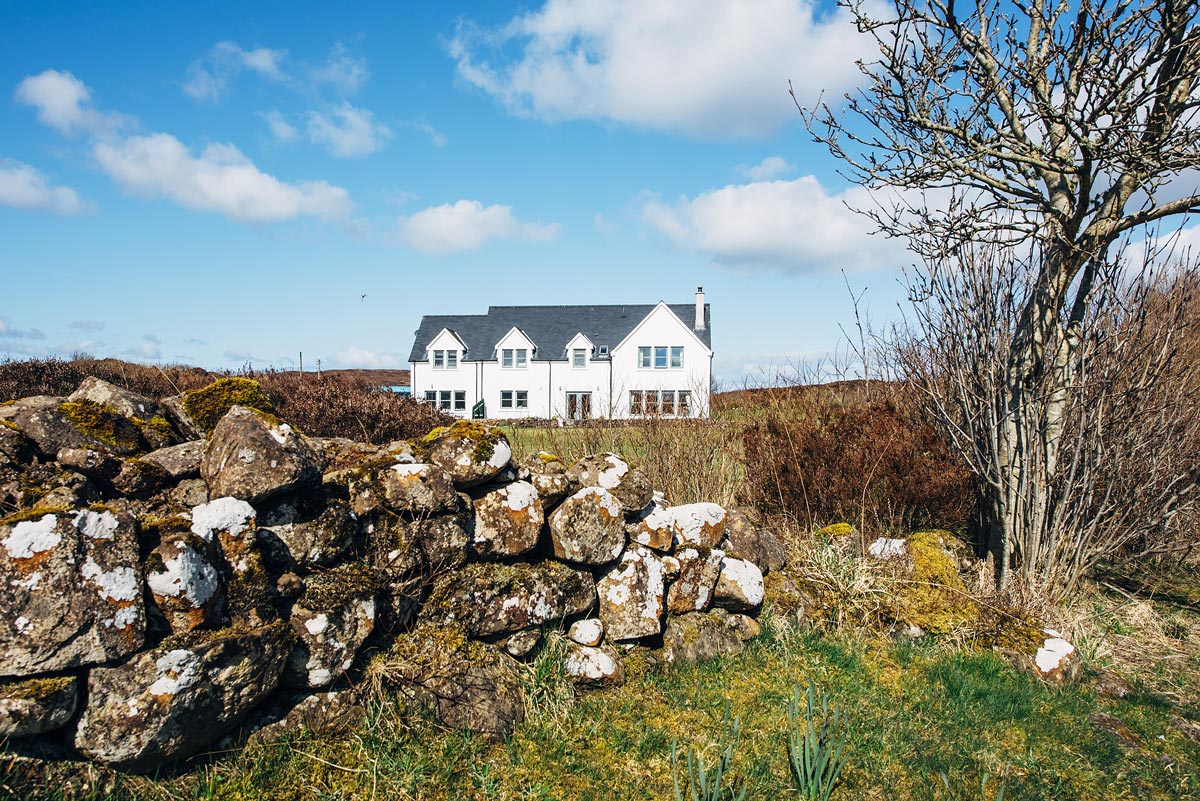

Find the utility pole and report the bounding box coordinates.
[317,358,322,379]
[299,351,303,375]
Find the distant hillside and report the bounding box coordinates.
[281,368,410,386]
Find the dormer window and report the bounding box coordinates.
[572,348,586,368]
[433,350,444,368]
[433,349,457,369]
[502,348,528,368]
[447,350,458,368]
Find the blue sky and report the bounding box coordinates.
[0,0,920,384]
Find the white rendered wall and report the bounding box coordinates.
[610,304,711,418]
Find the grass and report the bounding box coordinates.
[10,598,1198,801]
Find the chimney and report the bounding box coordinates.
[694,286,705,331]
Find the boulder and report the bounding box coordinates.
[522,451,567,475]
[499,629,542,660]
[0,506,145,677]
[144,532,223,634]
[568,618,605,647]
[720,510,787,573]
[190,497,274,628]
[68,377,176,449]
[161,394,202,441]
[0,676,79,738]
[256,489,357,571]
[717,611,762,642]
[201,405,323,504]
[596,545,667,641]
[655,612,744,667]
[529,472,572,507]
[283,564,376,689]
[665,546,724,614]
[0,396,143,458]
[168,478,208,509]
[0,422,35,466]
[245,689,367,745]
[763,570,820,626]
[405,499,472,570]
[141,440,205,481]
[419,421,513,488]
[669,503,727,548]
[1031,629,1081,685]
[110,458,172,500]
[72,622,292,773]
[350,462,458,517]
[471,480,544,560]
[563,643,624,688]
[712,556,765,613]
[425,561,596,638]
[57,447,123,483]
[625,497,675,552]
[378,623,525,740]
[566,453,653,512]
[548,487,626,565]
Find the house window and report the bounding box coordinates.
[654,346,668,369]
[454,391,466,411]
[446,350,458,369]
[670,347,683,368]
[433,350,445,368]
[516,348,528,368]
[502,349,513,368]
[630,390,691,417]
[661,391,675,415]
[438,391,452,410]
[678,391,691,416]
[501,391,513,409]
[516,390,528,409]
[502,348,528,368]
[644,391,659,415]
[424,390,436,403]
[501,390,529,410]
[573,348,586,368]
[630,390,643,415]
[638,347,651,368]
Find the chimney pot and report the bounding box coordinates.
[695,286,706,331]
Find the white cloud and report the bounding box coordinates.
[449,0,872,138]
[402,118,448,148]
[123,335,162,361]
[396,199,560,254]
[332,346,404,369]
[260,109,299,142]
[738,156,796,181]
[0,160,89,215]
[311,43,369,95]
[14,69,128,136]
[0,319,46,340]
[69,320,105,333]
[94,133,352,223]
[184,41,288,102]
[306,103,392,158]
[641,176,903,273]
[594,212,618,234]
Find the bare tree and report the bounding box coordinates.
[801,0,1200,591]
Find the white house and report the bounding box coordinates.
[409,288,712,420]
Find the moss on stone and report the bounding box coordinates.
[137,415,175,440]
[816,522,856,538]
[0,506,69,526]
[0,675,75,702]
[0,419,19,431]
[140,514,192,540]
[60,399,141,452]
[182,378,275,434]
[301,562,378,610]
[418,420,506,464]
[895,530,977,635]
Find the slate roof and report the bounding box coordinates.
[408,303,711,363]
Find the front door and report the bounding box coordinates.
[565,392,591,421]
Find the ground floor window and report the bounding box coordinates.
[438,390,452,410]
[424,390,436,403]
[500,390,529,410]
[566,391,591,420]
[629,389,692,417]
[454,391,466,411]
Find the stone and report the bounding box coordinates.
[719,612,762,641]
[141,440,205,481]
[351,462,458,517]
[420,421,513,488]
[566,452,653,512]
[1031,629,1081,685]
[1094,670,1134,700]
[0,676,79,738]
[500,629,542,659]
[712,556,765,613]
[0,396,143,458]
[405,499,472,570]
[867,537,908,560]
[68,377,167,427]
[380,623,525,740]
[625,497,675,552]
[471,480,544,560]
[72,622,293,773]
[548,486,626,565]
[720,510,787,574]
[666,546,724,614]
[1089,712,1144,750]
[425,561,596,638]
[168,478,208,509]
[0,423,35,466]
[596,545,667,641]
[563,643,624,688]
[655,612,744,667]
[33,470,101,509]
[283,564,376,689]
[522,451,566,475]
[245,689,367,745]
[763,571,819,626]
[161,395,202,441]
[256,489,357,570]
[144,532,223,634]
[568,618,605,647]
[57,447,123,484]
[669,503,727,548]
[0,506,145,677]
[111,458,172,500]
[529,472,572,507]
[191,497,274,628]
[201,405,323,504]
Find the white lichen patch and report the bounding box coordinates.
[568,618,605,646]
[308,667,333,687]
[147,544,218,606]
[670,503,726,545]
[360,599,376,621]
[597,454,630,489]
[1035,630,1076,674]
[486,438,513,469]
[236,446,257,465]
[564,646,618,681]
[15,616,32,635]
[390,463,431,478]
[191,497,256,541]
[575,486,621,518]
[81,559,141,602]
[268,423,294,446]
[73,509,119,541]
[501,481,540,521]
[717,557,765,608]
[149,649,202,697]
[3,514,61,559]
[109,605,142,630]
[305,614,330,636]
[13,572,42,590]
[867,537,908,559]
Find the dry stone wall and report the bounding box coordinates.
[0,378,789,773]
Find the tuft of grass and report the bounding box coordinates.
[786,680,848,801]
[672,700,747,801]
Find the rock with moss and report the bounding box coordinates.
[201,405,323,504]
[529,472,572,507]
[522,451,567,475]
[69,377,178,450]
[424,560,596,638]
[471,480,544,560]
[111,458,173,500]
[161,395,202,440]
[713,609,762,641]
[565,452,653,513]
[144,532,224,634]
[548,486,626,565]
[666,546,724,615]
[405,498,473,570]
[563,642,625,688]
[372,622,525,740]
[712,556,765,613]
[669,503,727,548]
[283,564,376,689]
[191,496,275,628]
[141,440,204,481]
[418,421,512,488]
[0,675,80,738]
[57,446,124,484]
[244,688,367,745]
[596,545,667,641]
[181,377,275,436]
[0,506,145,677]
[72,621,293,773]
[625,496,675,552]
[762,570,820,625]
[349,462,458,517]
[0,421,35,467]
[33,469,102,510]
[256,488,357,571]
[720,510,787,574]
[0,396,144,458]
[654,612,744,668]
[893,530,977,635]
